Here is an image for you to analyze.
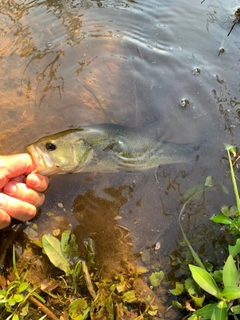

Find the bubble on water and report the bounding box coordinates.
[37,73,44,81]
[154,242,161,250]
[218,47,225,56]
[71,0,83,8]
[180,98,190,108]
[192,67,201,75]
[46,42,53,49]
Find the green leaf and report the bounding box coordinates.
[122,290,136,303]
[185,277,200,295]
[61,230,71,258]
[12,293,24,303]
[213,270,222,283]
[221,286,240,300]
[172,300,184,309]
[211,301,227,320]
[189,265,220,297]
[18,282,28,293]
[149,271,164,288]
[221,205,230,216]
[189,294,205,307]
[210,214,232,225]
[188,315,198,320]
[69,298,90,320]
[221,185,229,195]
[169,282,184,295]
[229,239,240,258]
[231,304,240,314]
[181,184,204,201]
[205,176,213,187]
[12,315,19,320]
[194,302,219,318]
[61,230,79,258]
[42,234,71,275]
[222,255,238,287]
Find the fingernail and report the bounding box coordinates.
[0,194,7,208]
[4,182,17,196]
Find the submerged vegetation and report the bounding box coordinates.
[171,144,240,319]
[0,229,161,320]
[1,145,240,319]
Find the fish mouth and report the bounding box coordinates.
[27,145,61,176]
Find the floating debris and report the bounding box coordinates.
[180,98,190,108]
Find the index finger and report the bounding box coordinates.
[0,154,36,189]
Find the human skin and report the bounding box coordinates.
[0,154,49,229]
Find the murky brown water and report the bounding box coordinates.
[1,0,240,317]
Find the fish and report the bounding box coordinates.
[27,121,199,176]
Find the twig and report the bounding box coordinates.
[81,261,96,299]
[28,295,60,320]
[227,22,236,37]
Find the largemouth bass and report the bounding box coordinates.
[27,122,199,176]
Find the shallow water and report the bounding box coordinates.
[1,0,240,317]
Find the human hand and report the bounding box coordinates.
[0,154,49,229]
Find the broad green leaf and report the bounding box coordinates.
[210,214,232,225]
[147,305,158,316]
[229,206,239,217]
[189,294,205,307]
[211,301,227,320]
[231,304,240,314]
[61,230,79,258]
[194,302,219,318]
[68,233,79,257]
[213,270,222,283]
[223,255,238,287]
[205,176,213,187]
[149,271,164,288]
[221,205,230,216]
[61,230,71,258]
[172,300,184,309]
[181,184,204,201]
[13,293,24,303]
[185,277,200,295]
[18,282,28,293]
[69,298,90,320]
[221,185,229,195]
[7,298,18,306]
[42,234,71,275]
[188,315,198,320]
[189,265,220,297]
[221,286,240,300]
[12,315,19,320]
[229,239,240,258]
[169,282,184,295]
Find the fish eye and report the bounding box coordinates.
[45,142,57,151]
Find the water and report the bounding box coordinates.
[1,0,240,317]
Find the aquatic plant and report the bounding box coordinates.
[171,144,240,320]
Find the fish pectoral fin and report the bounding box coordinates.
[102,140,119,151]
[73,138,91,149]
